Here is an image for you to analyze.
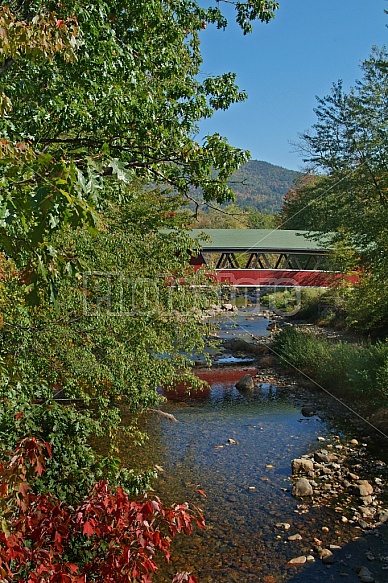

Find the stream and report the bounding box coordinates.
[118,314,388,583]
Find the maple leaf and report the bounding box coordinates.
[82,521,94,538]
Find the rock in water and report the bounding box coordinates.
[378,509,388,523]
[235,374,255,391]
[276,522,291,530]
[356,566,375,582]
[288,533,303,541]
[301,406,316,417]
[287,556,307,565]
[291,458,314,474]
[320,549,335,564]
[292,478,313,498]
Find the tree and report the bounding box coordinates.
[0,0,278,298]
[190,203,277,228]
[0,1,280,577]
[292,46,388,332]
[0,190,218,501]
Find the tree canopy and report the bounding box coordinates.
[0,0,279,297]
[282,46,388,332]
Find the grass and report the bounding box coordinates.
[260,288,346,324]
[272,326,388,406]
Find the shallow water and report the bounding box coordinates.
[214,310,272,341]
[118,368,376,582]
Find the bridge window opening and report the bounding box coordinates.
[199,251,330,271]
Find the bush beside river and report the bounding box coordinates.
[271,325,388,433]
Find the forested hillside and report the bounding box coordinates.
[228,159,300,212]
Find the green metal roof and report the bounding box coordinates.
[189,229,331,253]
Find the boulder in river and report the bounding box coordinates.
[223,337,269,355]
[301,406,316,417]
[291,458,314,474]
[314,450,337,463]
[235,374,255,391]
[292,478,313,498]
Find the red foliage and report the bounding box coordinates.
[0,438,204,582]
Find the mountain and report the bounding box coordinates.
[227,160,300,213]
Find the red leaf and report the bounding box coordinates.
[18,481,29,497]
[83,521,94,538]
[36,459,44,476]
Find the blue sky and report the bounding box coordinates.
[197,0,387,171]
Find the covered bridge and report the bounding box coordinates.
[188,229,351,287]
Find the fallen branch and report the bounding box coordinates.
[148,409,179,423]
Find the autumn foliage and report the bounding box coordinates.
[0,438,204,583]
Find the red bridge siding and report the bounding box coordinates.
[202,269,359,288]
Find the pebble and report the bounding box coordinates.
[288,533,303,541]
[349,473,360,480]
[356,566,375,582]
[322,526,330,532]
[350,439,359,445]
[320,548,335,564]
[276,522,291,530]
[287,556,307,565]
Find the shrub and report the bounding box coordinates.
[0,438,204,583]
[273,327,388,405]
